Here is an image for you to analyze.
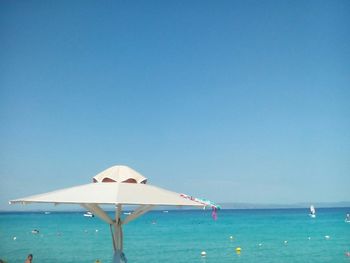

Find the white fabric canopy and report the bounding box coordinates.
[9,165,206,263]
[9,182,202,207]
[93,165,147,184]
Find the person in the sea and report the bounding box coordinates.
[25,254,33,263]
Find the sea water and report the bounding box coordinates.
[1,208,349,263]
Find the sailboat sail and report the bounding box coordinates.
[310,205,316,215]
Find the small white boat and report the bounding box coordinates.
[123,212,131,215]
[44,211,51,214]
[345,214,350,223]
[84,211,94,217]
[163,210,169,213]
[31,229,39,234]
[309,205,316,218]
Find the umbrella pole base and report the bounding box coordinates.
[113,250,127,263]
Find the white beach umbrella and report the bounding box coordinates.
[9,165,204,263]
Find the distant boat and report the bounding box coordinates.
[44,212,51,214]
[123,212,131,215]
[163,210,169,213]
[345,213,350,223]
[309,205,316,218]
[84,211,94,217]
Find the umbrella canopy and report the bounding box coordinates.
[92,165,147,184]
[9,182,203,206]
[9,165,206,263]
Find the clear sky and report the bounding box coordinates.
[1,0,349,210]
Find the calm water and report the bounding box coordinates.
[1,208,350,263]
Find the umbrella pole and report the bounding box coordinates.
[112,204,127,263]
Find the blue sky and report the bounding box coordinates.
[1,0,349,210]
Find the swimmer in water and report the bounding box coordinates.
[25,254,33,263]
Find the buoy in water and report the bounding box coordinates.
[13,236,16,240]
[324,235,330,239]
[284,240,288,244]
[235,247,241,253]
[258,243,262,247]
[229,235,234,240]
[201,251,207,257]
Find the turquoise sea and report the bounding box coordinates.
[1,208,350,263]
